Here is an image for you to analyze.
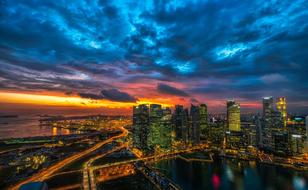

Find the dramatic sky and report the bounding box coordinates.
[0,0,307,114]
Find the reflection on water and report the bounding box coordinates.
[0,115,78,139]
[154,157,308,190]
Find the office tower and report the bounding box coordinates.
[148,104,172,152]
[305,116,308,153]
[227,103,241,132]
[255,114,263,148]
[290,134,304,155]
[183,108,190,142]
[227,99,235,109]
[273,131,290,155]
[262,97,274,150]
[263,97,274,118]
[174,105,186,141]
[159,107,172,150]
[199,104,209,141]
[132,104,149,151]
[276,97,287,128]
[306,115,308,129]
[225,131,247,149]
[148,104,162,151]
[190,104,200,144]
[149,104,162,119]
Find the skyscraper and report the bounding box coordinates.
[132,104,149,151]
[262,97,274,150]
[227,99,235,108]
[276,97,287,128]
[227,103,241,132]
[305,116,308,153]
[147,104,172,152]
[190,104,200,144]
[174,105,186,141]
[199,104,209,141]
[263,97,274,119]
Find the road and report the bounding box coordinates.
[10,127,128,190]
[83,143,128,190]
[91,144,209,170]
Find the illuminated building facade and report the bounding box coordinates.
[225,131,247,149]
[133,104,172,153]
[190,104,200,144]
[306,116,308,153]
[263,97,274,119]
[132,104,149,151]
[227,102,241,132]
[262,97,274,150]
[199,104,209,141]
[174,105,189,142]
[276,97,287,128]
[273,131,290,155]
[290,134,304,155]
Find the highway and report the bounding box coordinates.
[10,126,128,190]
[83,144,128,190]
[91,144,209,170]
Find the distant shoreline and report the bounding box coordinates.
[0,115,18,118]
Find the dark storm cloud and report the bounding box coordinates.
[0,0,307,111]
[78,92,103,100]
[77,89,137,102]
[101,89,138,102]
[157,83,188,97]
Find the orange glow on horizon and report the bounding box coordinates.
[0,92,174,109]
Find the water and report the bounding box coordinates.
[154,157,308,190]
[0,115,76,139]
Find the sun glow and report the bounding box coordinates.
[0,92,174,109]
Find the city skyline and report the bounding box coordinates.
[0,1,307,190]
[1,0,308,115]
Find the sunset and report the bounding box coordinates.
[0,0,307,190]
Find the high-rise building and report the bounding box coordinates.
[159,107,172,150]
[227,99,235,109]
[225,131,247,149]
[149,104,162,119]
[276,97,287,128]
[227,102,241,132]
[290,134,304,155]
[174,105,186,141]
[190,104,200,144]
[183,108,190,142]
[199,104,209,141]
[262,97,274,150]
[255,114,263,148]
[273,131,290,155]
[305,116,308,153]
[263,97,274,117]
[147,104,172,152]
[306,115,308,134]
[132,104,149,151]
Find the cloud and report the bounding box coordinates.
[190,98,199,103]
[78,92,103,100]
[101,89,138,102]
[78,89,137,102]
[157,83,188,97]
[0,0,307,112]
[260,73,289,84]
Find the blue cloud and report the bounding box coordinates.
[0,0,307,112]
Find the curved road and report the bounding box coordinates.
[10,127,128,190]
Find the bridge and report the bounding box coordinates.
[96,163,136,183]
[84,144,209,190]
[136,163,182,190]
[83,144,128,190]
[91,144,209,171]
